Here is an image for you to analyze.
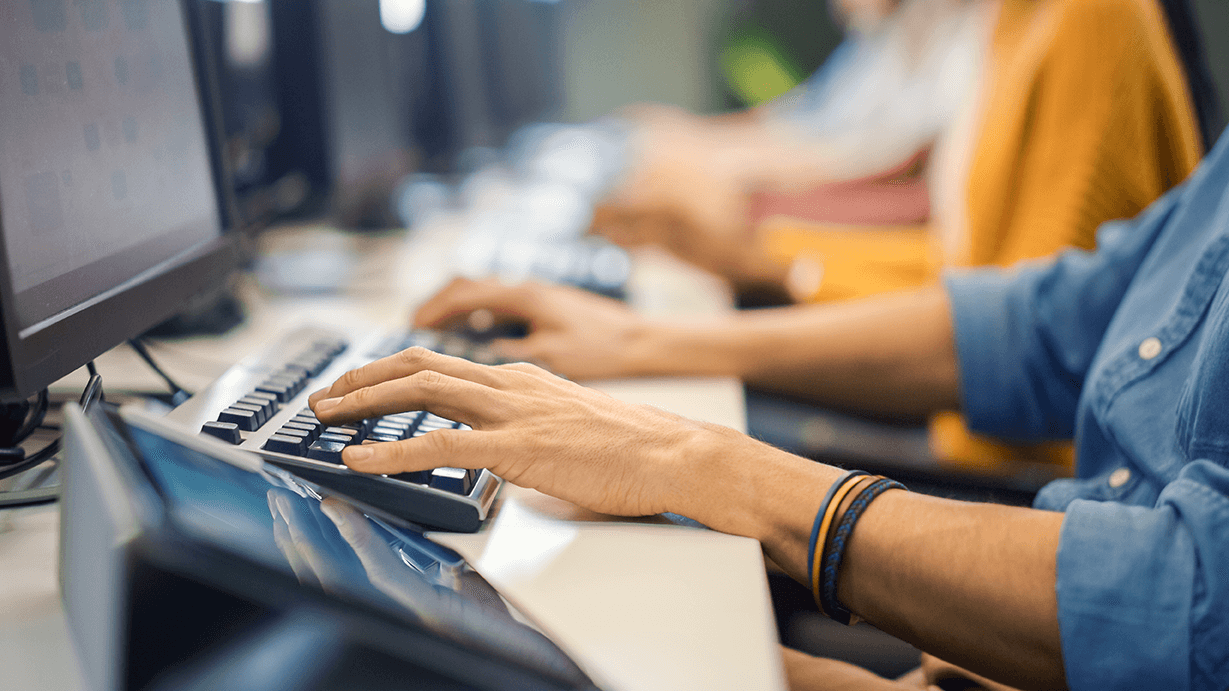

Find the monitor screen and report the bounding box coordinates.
[0,0,236,397]
[0,0,222,334]
[117,411,598,689]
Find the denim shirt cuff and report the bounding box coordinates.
[943,270,1023,436]
[1057,499,1194,690]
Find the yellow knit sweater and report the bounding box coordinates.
[760,0,1203,469]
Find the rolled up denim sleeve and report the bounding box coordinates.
[943,184,1185,440]
[1056,460,1229,690]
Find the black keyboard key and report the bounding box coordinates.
[306,439,347,464]
[324,427,362,444]
[317,432,354,446]
[429,467,473,495]
[276,427,315,446]
[272,370,306,387]
[375,417,412,430]
[369,433,402,444]
[238,396,277,419]
[201,421,241,444]
[264,434,307,456]
[314,338,347,356]
[229,402,267,427]
[388,470,430,484]
[280,421,319,440]
[218,407,260,431]
[246,391,280,414]
[292,413,321,427]
[372,424,408,440]
[266,376,304,398]
[255,381,293,402]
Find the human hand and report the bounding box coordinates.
[597,113,796,292]
[308,346,732,519]
[412,277,653,381]
[592,110,769,285]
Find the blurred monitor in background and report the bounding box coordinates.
[413,0,565,174]
[201,0,568,230]
[198,0,426,230]
[192,0,282,229]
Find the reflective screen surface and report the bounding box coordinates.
[123,422,594,688]
[0,0,221,333]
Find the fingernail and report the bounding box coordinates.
[315,397,341,413]
[345,445,374,464]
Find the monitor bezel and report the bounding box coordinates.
[0,0,241,400]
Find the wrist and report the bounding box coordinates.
[624,318,741,378]
[667,425,846,579]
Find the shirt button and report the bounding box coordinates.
[1138,337,1162,360]
[1108,467,1132,488]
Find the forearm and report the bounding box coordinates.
[841,492,1065,690]
[672,436,1064,690]
[634,286,960,418]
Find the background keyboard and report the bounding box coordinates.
[166,326,507,532]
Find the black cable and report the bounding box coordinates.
[11,390,48,445]
[127,338,191,406]
[0,374,104,483]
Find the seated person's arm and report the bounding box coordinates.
[593,106,934,298]
[306,346,1064,690]
[414,278,960,420]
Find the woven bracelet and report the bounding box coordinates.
[819,477,907,625]
[806,470,867,610]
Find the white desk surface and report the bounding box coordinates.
[3,225,782,691]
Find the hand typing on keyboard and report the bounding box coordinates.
[412,278,651,382]
[308,346,746,519]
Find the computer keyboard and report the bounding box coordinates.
[166,326,510,532]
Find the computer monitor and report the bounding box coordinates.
[190,0,284,228]
[0,0,239,400]
[414,0,565,172]
[61,401,601,690]
[263,0,426,228]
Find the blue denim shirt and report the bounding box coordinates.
[945,131,1229,690]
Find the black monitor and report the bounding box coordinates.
[414,0,564,172]
[263,0,426,228]
[0,0,239,399]
[189,0,284,228]
[62,402,601,690]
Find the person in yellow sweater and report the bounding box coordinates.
[595,0,1202,301]
[588,0,1205,472]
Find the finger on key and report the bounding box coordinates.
[309,346,505,409]
[313,369,508,426]
[412,278,544,330]
[342,429,486,476]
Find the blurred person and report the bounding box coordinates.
[596,0,1202,304]
[594,0,986,296]
[310,128,1229,690]
[596,0,1206,472]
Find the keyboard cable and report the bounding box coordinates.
[127,338,192,407]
